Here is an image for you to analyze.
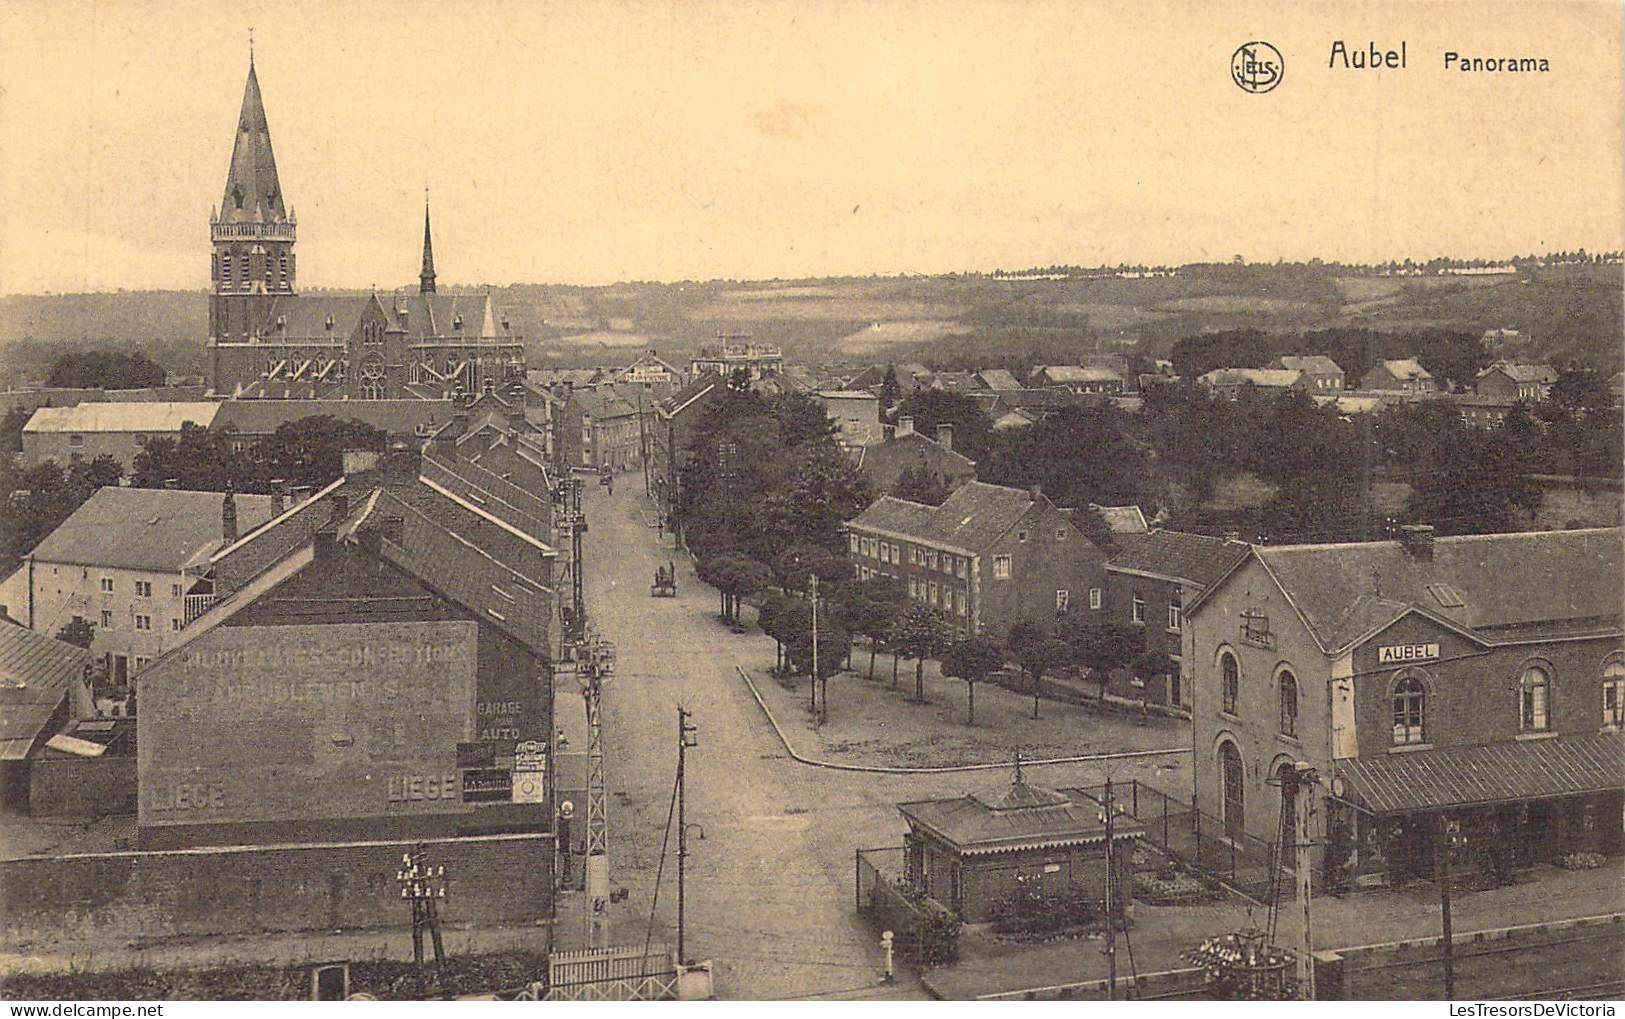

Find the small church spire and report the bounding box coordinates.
[420,188,436,295]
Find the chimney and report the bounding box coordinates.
[936,423,953,451]
[331,493,350,521]
[270,489,285,515]
[881,423,896,442]
[1028,484,1042,503]
[1398,523,1435,560]
[221,490,239,543]
[897,416,915,437]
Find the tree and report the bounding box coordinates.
[941,636,1004,725]
[757,592,791,673]
[851,576,907,679]
[1008,621,1070,719]
[1129,650,1178,711]
[1,406,30,453]
[878,365,902,409]
[254,415,388,492]
[130,422,238,491]
[896,389,994,462]
[1059,617,1144,702]
[46,349,167,389]
[55,618,95,650]
[890,604,950,702]
[892,461,953,506]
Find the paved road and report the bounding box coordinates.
[558,481,1179,1000]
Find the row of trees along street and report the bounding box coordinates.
[0,416,388,575]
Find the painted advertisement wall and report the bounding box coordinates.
[139,620,482,830]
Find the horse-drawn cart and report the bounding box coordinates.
[650,562,677,597]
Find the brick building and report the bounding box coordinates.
[851,417,976,498]
[1184,525,1623,888]
[11,487,278,687]
[1360,358,1436,394]
[1102,530,1250,709]
[845,481,1107,640]
[816,390,882,449]
[205,56,524,401]
[136,448,557,850]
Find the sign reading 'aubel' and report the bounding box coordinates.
[1377,642,1441,664]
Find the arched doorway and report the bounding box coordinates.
[1219,741,1245,838]
[1276,761,1297,848]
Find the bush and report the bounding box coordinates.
[1560,851,1606,871]
[867,876,961,968]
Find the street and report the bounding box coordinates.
[556,479,1185,999]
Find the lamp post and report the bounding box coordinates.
[397,846,449,994]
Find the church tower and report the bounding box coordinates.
[420,194,436,294]
[209,50,296,342]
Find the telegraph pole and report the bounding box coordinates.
[1436,814,1458,998]
[1102,779,1118,1000]
[809,573,819,717]
[677,707,698,964]
[1292,764,1317,1000]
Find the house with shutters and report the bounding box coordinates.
[845,481,1107,640]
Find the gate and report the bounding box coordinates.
[545,944,678,1001]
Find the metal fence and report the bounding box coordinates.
[1126,780,1292,903]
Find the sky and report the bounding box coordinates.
[1,0,1621,293]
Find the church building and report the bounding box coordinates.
[206,55,525,401]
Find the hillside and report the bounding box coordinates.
[2,262,1619,382]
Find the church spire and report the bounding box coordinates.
[219,49,286,225]
[420,190,437,294]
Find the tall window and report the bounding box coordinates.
[1603,662,1624,728]
[100,578,113,593]
[1520,665,1550,732]
[1278,671,1298,737]
[1089,588,1102,610]
[1393,675,1426,745]
[1055,589,1069,613]
[992,555,1011,579]
[1131,593,1146,624]
[1168,591,1183,631]
[1220,652,1239,715]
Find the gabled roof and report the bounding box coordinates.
[211,398,456,437]
[657,373,724,419]
[1272,355,1343,375]
[1036,365,1124,384]
[848,481,1045,554]
[1373,358,1433,381]
[1106,529,1250,588]
[1193,528,1623,654]
[1198,368,1302,389]
[29,487,278,572]
[25,402,221,434]
[975,369,1022,391]
[1477,362,1557,384]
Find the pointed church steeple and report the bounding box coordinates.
[420,191,437,294]
[220,53,287,224]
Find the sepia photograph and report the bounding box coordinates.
[0,0,1621,1006]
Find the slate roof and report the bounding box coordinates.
[1107,529,1250,587]
[24,402,221,433]
[657,373,724,419]
[1037,365,1123,384]
[211,398,457,437]
[1375,358,1433,381]
[849,481,1041,554]
[29,487,278,572]
[1340,732,1625,815]
[898,780,1140,855]
[1198,368,1302,389]
[1477,362,1557,384]
[421,453,551,544]
[975,369,1022,391]
[1238,528,1623,653]
[254,294,369,341]
[218,60,287,225]
[0,618,90,760]
[1272,355,1343,375]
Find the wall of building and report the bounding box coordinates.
[0,833,553,953]
[25,562,191,679]
[28,756,137,818]
[1102,571,1194,707]
[1347,613,1623,758]
[1187,557,1333,851]
[975,502,1107,642]
[22,432,154,470]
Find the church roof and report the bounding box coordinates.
[218,59,288,225]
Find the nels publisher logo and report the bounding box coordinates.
[1232,41,1284,93]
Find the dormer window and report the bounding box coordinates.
[232,185,244,210]
[325,315,334,332]
[453,315,463,331]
